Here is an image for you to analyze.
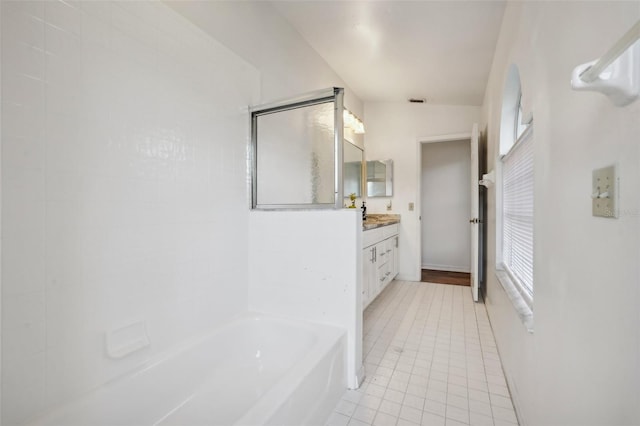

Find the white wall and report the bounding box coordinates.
[364,103,480,280]
[1,2,258,424]
[248,210,362,389]
[165,1,363,118]
[481,2,640,424]
[421,140,471,272]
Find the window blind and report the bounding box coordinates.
[502,126,534,296]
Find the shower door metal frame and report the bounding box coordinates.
[250,87,345,210]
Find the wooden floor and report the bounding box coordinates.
[421,268,471,286]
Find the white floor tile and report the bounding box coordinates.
[447,384,468,398]
[400,404,423,424]
[489,394,513,410]
[403,394,426,410]
[468,389,490,405]
[379,399,402,417]
[373,411,398,426]
[336,399,357,416]
[421,412,446,426]
[426,389,447,404]
[491,406,518,424]
[468,399,493,417]
[353,405,377,424]
[366,383,388,399]
[488,383,510,398]
[493,420,518,426]
[388,377,410,392]
[446,418,469,426]
[445,405,469,424]
[424,399,447,417]
[343,389,364,404]
[469,411,494,426]
[446,394,469,411]
[360,394,383,410]
[398,419,421,426]
[407,383,428,398]
[384,388,406,404]
[349,418,373,426]
[326,412,351,426]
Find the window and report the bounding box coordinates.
[498,65,534,325]
[515,94,528,140]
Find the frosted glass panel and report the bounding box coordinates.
[256,102,336,206]
[344,142,363,198]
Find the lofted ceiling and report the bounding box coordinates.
[271,1,506,106]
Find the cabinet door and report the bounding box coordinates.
[363,246,377,309]
[374,241,389,295]
[384,238,394,283]
[392,235,399,279]
[376,260,388,294]
[362,246,371,308]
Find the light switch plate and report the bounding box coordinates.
[592,165,617,218]
[408,202,414,211]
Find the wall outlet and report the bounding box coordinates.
[408,202,414,211]
[592,165,617,218]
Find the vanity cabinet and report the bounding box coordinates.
[362,224,399,309]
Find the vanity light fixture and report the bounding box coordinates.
[343,108,365,134]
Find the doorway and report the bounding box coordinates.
[419,139,472,286]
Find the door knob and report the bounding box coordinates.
[469,218,479,223]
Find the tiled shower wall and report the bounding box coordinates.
[1,1,258,424]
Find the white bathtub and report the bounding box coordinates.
[29,314,347,426]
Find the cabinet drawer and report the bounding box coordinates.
[363,228,384,247]
[382,224,399,238]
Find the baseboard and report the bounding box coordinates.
[396,273,420,282]
[421,263,471,273]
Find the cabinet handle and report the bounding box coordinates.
[386,249,391,254]
[379,251,386,257]
[374,247,377,262]
[380,277,385,282]
[386,272,391,276]
[395,237,398,248]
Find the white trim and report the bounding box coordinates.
[501,262,533,308]
[396,273,421,282]
[421,264,471,274]
[494,160,504,267]
[495,270,534,333]
[415,133,473,283]
[501,124,533,162]
[417,132,472,144]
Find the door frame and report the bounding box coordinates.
[415,132,473,283]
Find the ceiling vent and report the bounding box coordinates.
[408,98,426,103]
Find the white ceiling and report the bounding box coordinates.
[271,1,506,106]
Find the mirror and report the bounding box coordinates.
[366,160,393,197]
[343,141,363,198]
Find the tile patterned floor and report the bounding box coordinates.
[326,280,519,426]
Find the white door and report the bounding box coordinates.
[470,123,480,302]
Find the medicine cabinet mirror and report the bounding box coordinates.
[366,160,393,197]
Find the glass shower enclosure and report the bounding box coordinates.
[250,87,345,209]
